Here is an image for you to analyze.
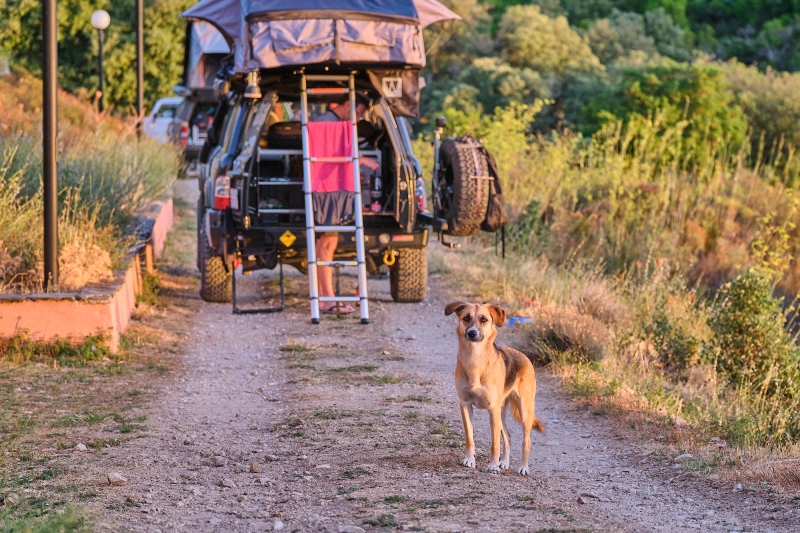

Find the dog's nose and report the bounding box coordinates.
[467,328,478,340]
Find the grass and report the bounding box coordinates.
[0,333,112,366]
[342,467,372,479]
[1,505,91,532]
[0,81,179,292]
[363,514,397,527]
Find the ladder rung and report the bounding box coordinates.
[319,296,360,303]
[307,88,349,95]
[306,75,350,81]
[309,157,354,163]
[258,181,303,185]
[314,225,356,232]
[317,260,358,267]
[259,209,305,214]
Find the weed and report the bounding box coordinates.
[279,343,315,353]
[553,508,575,521]
[137,272,161,306]
[331,365,379,373]
[363,514,397,527]
[403,411,420,419]
[0,333,111,367]
[384,495,404,503]
[366,375,402,386]
[342,467,371,479]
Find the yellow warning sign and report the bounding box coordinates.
[279,230,297,248]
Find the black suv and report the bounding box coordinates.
[197,70,431,305]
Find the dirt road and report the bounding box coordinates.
[82,181,798,532]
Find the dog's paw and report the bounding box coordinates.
[460,457,476,468]
[499,459,510,470]
[485,463,501,473]
[517,466,529,476]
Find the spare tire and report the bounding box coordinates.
[437,137,490,236]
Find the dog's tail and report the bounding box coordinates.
[531,415,545,435]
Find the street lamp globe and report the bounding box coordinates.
[91,10,110,30]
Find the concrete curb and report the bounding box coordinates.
[0,198,174,352]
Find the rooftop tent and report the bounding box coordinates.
[185,20,231,87]
[182,0,459,72]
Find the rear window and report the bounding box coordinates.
[156,105,177,119]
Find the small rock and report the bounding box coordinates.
[711,436,728,449]
[107,472,128,486]
[316,464,331,469]
[220,478,236,488]
[577,496,593,504]
[212,456,227,467]
[674,453,693,463]
[265,454,279,462]
[580,492,598,499]
[250,462,263,473]
[466,519,480,524]
[732,483,743,493]
[273,519,285,531]
[3,492,20,506]
[382,350,391,356]
[183,438,193,445]
[126,495,142,504]
[180,472,197,481]
[338,526,365,533]
[74,443,88,452]
[406,335,417,340]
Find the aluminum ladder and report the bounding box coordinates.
[301,73,369,324]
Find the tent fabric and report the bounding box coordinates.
[414,0,461,28]
[243,0,418,23]
[180,0,460,100]
[248,19,425,70]
[186,21,231,87]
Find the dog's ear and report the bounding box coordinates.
[444,301,468,316]
[487,305,507,327]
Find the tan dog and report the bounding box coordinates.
[445,302,545,475]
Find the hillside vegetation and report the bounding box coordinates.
[0,69,179,292]
[421,0,800,453]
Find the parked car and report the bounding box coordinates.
[168,87,219,177]
[142,97,182,144]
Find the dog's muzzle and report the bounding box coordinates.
[466,327,483,342]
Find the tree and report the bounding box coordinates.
[585,10,657,64]
[498,5,603,76]
[0,0,193,112]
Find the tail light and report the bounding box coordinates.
[208,116,214,127]
[213,175,230,209]
[415,177,426,212]
[179,122,189,148]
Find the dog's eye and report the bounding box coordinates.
[463,315,471,322]
[479,316,488,323]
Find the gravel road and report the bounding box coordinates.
[83,181,798,532]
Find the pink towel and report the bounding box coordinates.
[307,121,354,192]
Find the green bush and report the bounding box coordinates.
[707,268,799,390]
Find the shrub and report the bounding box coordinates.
[707,268,799,390]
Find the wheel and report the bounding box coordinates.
[390,248,428,303]
[438,138,490,236]
[198,223,232,303]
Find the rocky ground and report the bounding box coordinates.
[48,181,800,532]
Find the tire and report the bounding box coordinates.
[390,248,428,303]
[438,138,490,237]
[198,223,232,303]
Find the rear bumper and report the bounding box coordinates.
[205,209,428,266]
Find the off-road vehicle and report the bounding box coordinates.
[182,0,503,319]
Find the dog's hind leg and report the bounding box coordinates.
[486,407,503,472]
[499,402,511,470]
[517,396,532,476]
[459,403,476,468]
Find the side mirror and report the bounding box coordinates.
[435,116,447,129]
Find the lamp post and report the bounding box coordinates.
[43,0,58,291]
[91,10,110,112]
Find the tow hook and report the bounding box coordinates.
[382,248,397,267]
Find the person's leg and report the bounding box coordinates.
[315,233,354,312]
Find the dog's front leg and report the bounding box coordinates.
[499,403,511,470]
[486,407,502,472]
[459,403,476,468]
